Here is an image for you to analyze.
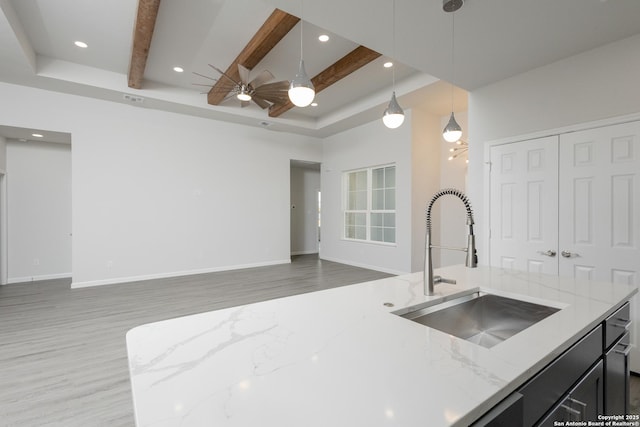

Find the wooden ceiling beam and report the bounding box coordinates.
[207,9,300,105]
[268,45,381,118]
[128,0,162,89]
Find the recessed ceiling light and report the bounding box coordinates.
[173,66,184,73]
[32,133,43,138]
[74,41,88,48]
[318,34,329,42]
[311,102,318,107]
[384,61,393,68]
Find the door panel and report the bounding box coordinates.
[489,136,559,275]
[559,121,640,371]
[559,124,640,280]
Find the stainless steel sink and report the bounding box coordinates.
[397,292,559,348]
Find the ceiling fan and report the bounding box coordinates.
[195,64,290,109]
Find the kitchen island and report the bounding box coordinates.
[126,265,636,426]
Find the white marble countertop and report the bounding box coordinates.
[126,265,636,426]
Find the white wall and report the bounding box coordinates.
[437,111,469,267]
[0,135,6,284]
[0,82,322,287]
[467,34,640,261]
[6,140,71,282]
[410,109,441,272]
[290,166,320,255]
[321,111,413,275]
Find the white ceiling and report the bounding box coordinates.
[1,0,639,141]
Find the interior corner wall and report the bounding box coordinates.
[321,111,413,275]
[467,33,640,264]
[6,140,71,282]
[0,135,7,170]
[290,166,320,255]
[410,109,441,272]
[0,82,322,287]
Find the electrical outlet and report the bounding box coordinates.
[33,258,40,266]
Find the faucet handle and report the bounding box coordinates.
[434,276,457,285]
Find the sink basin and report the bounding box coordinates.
[398,292,559,348]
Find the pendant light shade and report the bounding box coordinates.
[382,0,404,129]
[288,59,315,107]
[442,112,462,142]
[442,0,464,143]
[383,91,405,129]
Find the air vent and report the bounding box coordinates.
[123,94,145,104]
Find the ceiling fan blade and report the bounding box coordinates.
[192,71,217,82]
[208,86,238,94]
[192,83,216,87]
[222,93,237,102]
[238,64,251,84]
[252,96,271,109]
[254,80,289,93]
[249,70,275,88]
[253,81,290,103]
[208,64,240,85]
[260,94,290,105]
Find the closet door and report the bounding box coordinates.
[559,120,640,371]
[489,136,559,274]
[558,121,640,283]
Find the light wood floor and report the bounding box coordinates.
[0,255,391,427]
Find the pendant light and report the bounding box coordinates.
[442,0,463,143]
[288,0,315,107]
[382,0,404,129]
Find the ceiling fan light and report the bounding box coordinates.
[236,84,252,101]
[442,112,462,142]
[237,92,252,101]
[382,91,405,129]
[288,60,315,107]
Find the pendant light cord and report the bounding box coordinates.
[300,0,304,60]
[450,11,455,111]
[392,0,396,90]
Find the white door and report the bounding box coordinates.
[558,121,640,371]
[489,136,559,274]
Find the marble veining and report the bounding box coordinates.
[127,265,636,426]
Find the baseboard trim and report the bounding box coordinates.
[70,259,292,289]
[291,250,319,256]
[319,256,405,276]
[7,272,72,284]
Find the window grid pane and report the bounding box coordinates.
[344,165,395,244]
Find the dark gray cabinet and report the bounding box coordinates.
[519,325,603,425]
[605,302,631,415]
[538,361,604,425]
[470,392,523,427]
[605,331,630,415]
[472,300,631,427]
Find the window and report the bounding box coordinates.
[344,165,396,244]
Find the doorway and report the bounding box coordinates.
[0,172,6,285]
[290,160,321,257]
[0,125,72,284]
